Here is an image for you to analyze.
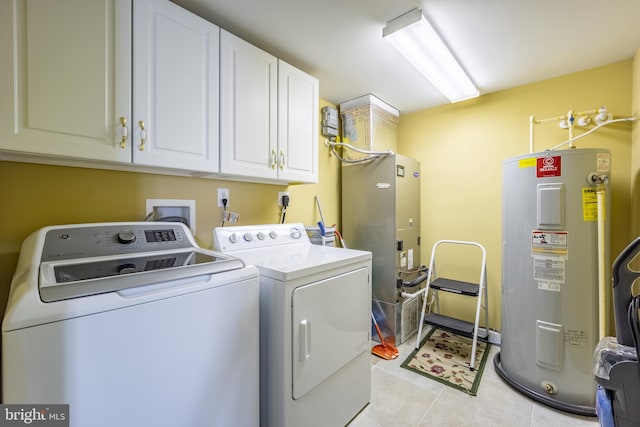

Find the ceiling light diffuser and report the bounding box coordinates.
[383,8,479,103]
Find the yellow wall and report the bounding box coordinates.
[0,99,342,314]
[397,60,634,331]
[631,48,640,237]
[1,62,637,336]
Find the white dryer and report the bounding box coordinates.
[214,223,372,427]
[3,222,260,427]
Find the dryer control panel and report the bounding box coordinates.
[214,223,309,251]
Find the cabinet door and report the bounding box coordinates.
[277,60,319,184]
[0,0,131,162]
[219,30,277,180]
[133,0,219,172]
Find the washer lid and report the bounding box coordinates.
[39,249,245,302]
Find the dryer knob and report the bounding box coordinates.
[229,233,238,244]
[290,227,302,239]
[256,232,266,240]
[243,232,254,242]
[269,231,277,239]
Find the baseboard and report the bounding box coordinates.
[479,327,501,345]
[412,325,501,346]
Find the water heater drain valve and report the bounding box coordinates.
[541,380,558,395]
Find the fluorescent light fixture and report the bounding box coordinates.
[383,8,479,103]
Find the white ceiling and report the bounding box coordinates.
[173,0,640,114]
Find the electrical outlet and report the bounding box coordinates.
[278,192,290,206]
[218,188,230,208]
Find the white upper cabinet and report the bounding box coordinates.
[219,30,278,180]
[0,0,132,163]
[1,0,315,181]
[0,0,219,173]
[220,30,318,184]
[133,0,219,172]
[277,60,319,184]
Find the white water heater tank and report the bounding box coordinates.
[498,148,610,415]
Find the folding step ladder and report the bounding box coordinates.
[415,240,489,370]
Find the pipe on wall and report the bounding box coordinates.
[596,183,607,339]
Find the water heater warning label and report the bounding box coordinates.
[536,155,562,178]
[538,281,561,292]
[531,230,568,256]
[534,257,565,285]
[597,152,610,172]
[532,231,567,292]
[565,329,589,348]
[582,187,605,221]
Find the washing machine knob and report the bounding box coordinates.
[118,263,137,274]
[228,233,238,243]
[243,232,254,242]
[269,231,277,239]
[290,227,302,239]
[117,230,136,244]
[256,232,266,240]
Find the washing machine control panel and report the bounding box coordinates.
[214,223,309,251]
[40,222,194,262]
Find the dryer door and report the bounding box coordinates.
[291,267,369,399]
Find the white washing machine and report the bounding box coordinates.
[214,223,372,427]
[3,222,260,427]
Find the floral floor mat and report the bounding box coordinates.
[400,328,491,396]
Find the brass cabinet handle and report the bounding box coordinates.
[279,150,285,170]
[138,120,146,151]
[270,149,277,169]
[119,116,128,149]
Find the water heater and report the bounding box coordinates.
[496,148,610,415]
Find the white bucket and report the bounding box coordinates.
[305,225,336,246]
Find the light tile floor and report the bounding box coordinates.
[349,336,599,427]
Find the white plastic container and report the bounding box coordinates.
[305,225,336,246]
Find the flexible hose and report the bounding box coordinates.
[549,117,637,151]
[325,140,392,156]
[325,140,393,163]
